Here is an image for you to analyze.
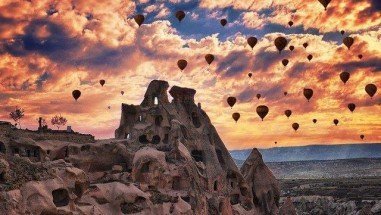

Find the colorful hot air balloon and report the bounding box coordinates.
[289,45,295,51]
[348,103,356,112]
[303,42,308,49]
[360,134,365,140]
[333,119,339,126]
[340,30,345,35]
[134,14,145,27]
[247,37,258,49]
[175,10,185,22]
[220,19,227,26]
[340,72,350,84]
[121,91,124,95]
[72,90,81,101]
[284,91,288,96]
[358,54,363,59]
[232,112,240,123]
[318,0,331,10]
[205,54,214,65]
[248,73,253,78]
[285,110,292,118]
[99,79,105,86]
[282,59,289,67]
[343,37,354,49]
[292,123,299,131]
[313,119,317,123]
[365,84,377,98]
[256,105,269,121]
[288,21,293,27]
[274,36,288,53]
[177,59,187,71]
[227,97,237,108]
[307,54,313,61]
[256,94,261,100]
[303,88,313,102]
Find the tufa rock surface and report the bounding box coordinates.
[0,80,279,214]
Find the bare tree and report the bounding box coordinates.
[51,115,67,130]
[9,107,24,128]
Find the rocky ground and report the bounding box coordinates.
[0,80,285,215]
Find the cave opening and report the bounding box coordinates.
[154,97,159,105]
[152,135,161,144]
[191,150,204,162]
[155,115,163,126]
[214,181,218,191]
[163,133,169,144]
[34,149,39,157]
[172,176,181,190]
[52,188,69,207]
[26,149,31,157]
[124,133,130,139]
[0,142,6,154]
[141,161,151,173]
[191,112,201,128]
[139,135,149,144]
[230,194,240,205]
[215,149,225,166]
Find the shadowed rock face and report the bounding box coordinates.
[241,148,281,214]
[0,80,278,214]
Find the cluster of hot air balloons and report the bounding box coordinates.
[72,79,126,101]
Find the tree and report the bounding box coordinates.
[37,117,47,130]
[51,115,67,130]
[9,107,24,128]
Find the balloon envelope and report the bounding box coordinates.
[134,14,145,26]
[307,54,313,61]
[232,112,240,122]
[333,119,339,125]
[313,119,317,123]
[318,0,331,10]
[177,59,188,71]
[220,19,227,26]
[303,42,308,49]
[205,54,214,65]
[303,88,313,102]
[340,72,350,84]
[256,94,261,99]
[99,79,105,86]
[282,59,289,67]
[360,134,365,140]
[274,36,287,53]
[348,103,356,112]
[175,10,185,22]
[289,46,294,51]
[343,37,354,49]
[365,84,377,98]
[292,123,299,131]
[256,105,269,121]
[248,73,252,78]
[72,90,81,101]
[247,37,258,49]
[227,97,237,108]
[285,110,292,118]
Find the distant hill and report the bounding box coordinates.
[230,143,381,163]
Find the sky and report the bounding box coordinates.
[0,0,380,150]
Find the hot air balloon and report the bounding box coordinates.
[220,19,227,26]
[289,46,295,51]
[343,37,354,49]
[108,106,111,109]
[358,54,363,59]
[284,91,288,96]
[175,10,185,22]
[313,119,317,123]
[285,110,292,118]
[340,72,350,84]
[274,36,287,53]
[232,112,240,123]
[72,90,81,101]
[134,14,145,27]
[365,84,377,98]
[333,119,339,126]
[275,141,277,144]
[292,123,299,131]
[282,59,289,67]
[340,30,345,35]
[121,91,124,95]
[303,88,313,102]
[288,21,293,27]
[99,79,105,86]
[307,54,313,61]
[348,103,356,112]
[256,94,261,100]
[205,54,214,65]
[177,59,187,71]
[318,0,331,10]
[227,97,236,108]
[248,73,253,78]
[360,134,364,140]
[256,105,269,121]
[247,37,258,49]
[303,42,308,49]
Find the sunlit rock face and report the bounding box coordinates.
[0,80,279,214]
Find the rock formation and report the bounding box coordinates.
[0,80,280,214]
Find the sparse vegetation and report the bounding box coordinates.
[51,115,67,130]
[9,107,24,128]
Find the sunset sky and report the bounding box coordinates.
[0,0,380,150]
